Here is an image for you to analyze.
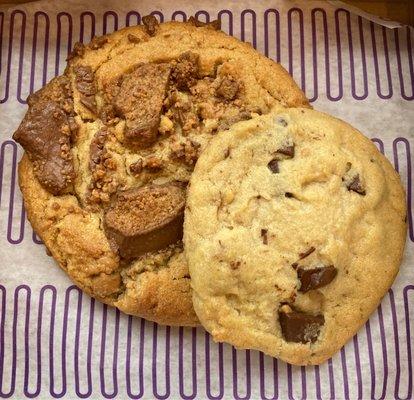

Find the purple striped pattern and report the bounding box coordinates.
[0,5,413,400]
[0,285,412,398]
[0,9,413,104]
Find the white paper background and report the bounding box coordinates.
[0,0,413,399]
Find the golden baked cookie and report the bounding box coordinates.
[184,108,406,361]
[13,16,309,326]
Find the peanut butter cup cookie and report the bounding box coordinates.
[14,16,308,325]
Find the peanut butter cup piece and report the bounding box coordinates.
[104,182,186,259]
[13,76,76,195]
[279,305,324,343]
[114,63,171,149]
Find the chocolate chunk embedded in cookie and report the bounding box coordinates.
[14,18,309,326]
[184,108,406,363]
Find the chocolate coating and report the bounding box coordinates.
[279,307,324,343]
[298,265,338,293]
[104,182,186,259]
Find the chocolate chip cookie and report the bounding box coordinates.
[184,108,406,361]
[14,16,309,326]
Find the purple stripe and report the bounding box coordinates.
[371,138,385,154]
[29,12,50,95]
[327,358,335,399]
[0,284,15,398]
[330,9,345,101]
[125,11,141,26]
[0,12,4,100]
[310,8,328,102]
[125,317,145,399]
[103,11,118,35]
[1,10,27,104]
[402,286,413,399]
[150,11,164,24]
[371,22,393,99]
[178,327,197,399]
[394,28,414,100]
[152,324,171,399]
[55,12,72,77]
[171,11,186,23]
[259,353,278,400]
[241,9,257,49]
[340,347,350,399]
[15,10,26,104]
[218,10,233,36]
[352,334,363,399]
[205,332,224,400]
[232,348,251,400]
[393,137,413,241]
[74,292,92,398]
[314,365,321,400]
[263,9,280,62]
[347,15,368,100]
[287,8,305,91]
[79,12,96,42]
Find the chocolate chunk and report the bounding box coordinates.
[142,15,159,36]
[297,265,337,293]
[114,63,171,148]
[216,77,240,100]
[172,52,200,90]
[129,159,143,175]
[279,306,324,343]
[103,182,186,259]
[261,229,268,245]
[276,144,295,158]
[13,76,75,195]
[127,33,141,43]
[267,159,279,173]
[90,35,108,50]
[67,42,85,60]
[285,192,294,198]
[347,175,366,195]
[188,16,221,30]
[75,66,97,113]
[299,247,315,260]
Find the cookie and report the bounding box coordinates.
[13,16,309,326]
[184,108,406,362]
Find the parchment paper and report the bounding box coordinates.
[0,1,413,399]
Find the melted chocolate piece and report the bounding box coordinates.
[75,66,97,113]
[276,144,295,158]
[299,247,315,260]
[114,63,171,148]
[188,16,221,30]
[347,174,366,195]
[13,76,76,195]
[142,15,159,36]
[298,265,337,293]
[104,182,186,259]
[172,52,200,90]
[261,229,268,245]
[267,159,279,173]
[279,307,324,343]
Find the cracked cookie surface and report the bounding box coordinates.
[14,18,308,326]
[184,108,406,361]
